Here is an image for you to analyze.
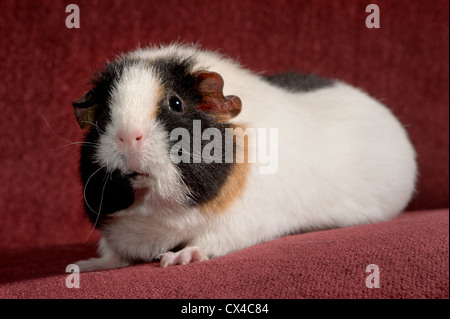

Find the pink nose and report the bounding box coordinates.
[116,130,145,150]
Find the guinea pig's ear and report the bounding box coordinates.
[72,90,97,129]
[193,71,242,120]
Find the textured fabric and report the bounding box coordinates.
[0,210,448,299]
[0,0,448,299]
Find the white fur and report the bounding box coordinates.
[75,44,417,271]
[95,64,187,204]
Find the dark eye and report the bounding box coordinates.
[168,95,183,113]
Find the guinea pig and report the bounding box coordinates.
[72,43,417,271]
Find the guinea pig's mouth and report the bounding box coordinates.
[126,171,150,181]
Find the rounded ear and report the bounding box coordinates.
[193,71,242,120]
[72,90,97,129]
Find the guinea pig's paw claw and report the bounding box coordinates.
[160,247,208,267]
[160,252,175,268]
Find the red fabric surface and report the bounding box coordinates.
[0,0,448,299]
[0,210,448,299]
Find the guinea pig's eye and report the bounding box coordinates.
[168,95,183,113]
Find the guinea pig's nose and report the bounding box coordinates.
[116,130,146,150]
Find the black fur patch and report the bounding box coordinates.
[80,141,134,228]
[264,72,334,92]
[78,59,136,228]
[157,106,235,205]
[151,56,235,205]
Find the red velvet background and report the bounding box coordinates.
[0,0,448,299]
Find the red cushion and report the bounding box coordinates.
[0,210,447,298]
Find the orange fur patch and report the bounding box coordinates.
[199,124,251,215]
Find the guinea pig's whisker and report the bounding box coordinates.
[42,114,98,150]
[83,170,110,244]
[177,174,194,203]
[82,166,104,217]
[54,141,99,151]
[80,120,104,135]
[179,149,219,162]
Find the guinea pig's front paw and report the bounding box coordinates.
[160,246,209,267]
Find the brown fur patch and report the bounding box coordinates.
[150,81,167,120]
[199,124,251,215]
